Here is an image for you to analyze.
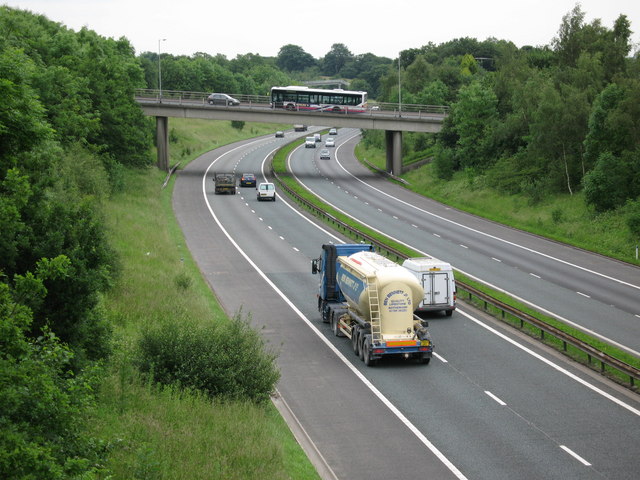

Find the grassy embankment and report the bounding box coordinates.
[355,144,640,265]
[92,118,320,479]
[271,136,640,381]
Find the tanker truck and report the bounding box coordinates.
[311,244,433,366]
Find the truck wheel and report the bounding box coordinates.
[358,334,365,360]
[445,310,453,317]
[363,339,376,367]
[351,326,360,354]
[420,355,431,365]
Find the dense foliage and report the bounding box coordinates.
[137,314,280,404]
[426,6,640,215]
[1,7,154,477]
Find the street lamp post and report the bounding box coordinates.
[398,55,402,117]
[158,38,166,101]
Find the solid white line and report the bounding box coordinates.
[202,143,468,480]
[457,308,640,417]
[484,391,507,406]
[560,445,591,466]
[433,352,448,363]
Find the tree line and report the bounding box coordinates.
[1,6,156,476]
[143,6,639,219]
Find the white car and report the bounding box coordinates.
[325,138,335,147]
[329,128,338,135]
[305,136,316,148]
[257,182,276,201]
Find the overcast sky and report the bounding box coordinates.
[3,1,640,60]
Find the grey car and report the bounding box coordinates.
[319,149,331,160]
[207,93,240,106]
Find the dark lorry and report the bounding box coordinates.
[214,173,236,194]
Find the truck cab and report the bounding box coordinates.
[312,244,374,322]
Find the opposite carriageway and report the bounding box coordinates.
[134,88,447,172]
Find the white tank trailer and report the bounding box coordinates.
[312,244,433,366]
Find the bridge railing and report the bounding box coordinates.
[369,101,449,115]
[134,89,449,116]
[134,89,270,106]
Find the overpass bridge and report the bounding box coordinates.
[135,89,447,173]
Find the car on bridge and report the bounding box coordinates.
[207,93,240,106]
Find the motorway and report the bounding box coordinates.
[172,128,640,479]
[289,130,640,357]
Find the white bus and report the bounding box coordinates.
[270,86,367,113]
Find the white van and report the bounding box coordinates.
[402,257,456,316]
[305,137,316,148]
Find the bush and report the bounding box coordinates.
[433,147,456,180]
[0,290,106,479]
[626,200,640,239]
[137,313,280,404]
[230,120,245,131]
[584,152,631,212]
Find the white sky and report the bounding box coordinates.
[3,1,640,59]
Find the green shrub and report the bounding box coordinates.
[551,207,564,224]
[231,120,245,131]
[137,313,280,404]
[433,147,456,180]
[627,200,640,239]
[173,271,192,290]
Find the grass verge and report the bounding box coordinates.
[355,143,640,265]
[91,119,320,479]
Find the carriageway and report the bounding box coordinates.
[135,89,447,173]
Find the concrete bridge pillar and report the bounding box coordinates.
[385,130,403,176]
[156,116,169,171]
